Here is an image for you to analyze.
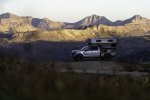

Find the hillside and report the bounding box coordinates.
[0,13,64,33]
[10,24,150,42]
[0,13,38,33]
[0,13,150,62]
[113,15,150,26]
[64,14,112,29]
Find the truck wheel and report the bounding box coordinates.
[103,54,112,60]
[73,57,78,61]
[76,54,83,61]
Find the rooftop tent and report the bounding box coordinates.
[87,38,117,49]
[88,38,117,44]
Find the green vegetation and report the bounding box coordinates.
[0,53,150,100]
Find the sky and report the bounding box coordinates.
[0,0,150,22]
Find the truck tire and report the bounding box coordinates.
[73,57,77,61]
[76,54,83,61]
[102,53,112,61]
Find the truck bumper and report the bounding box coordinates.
[71,52,77,58]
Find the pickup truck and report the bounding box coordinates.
[71,38,117,61]
[72,46,116,61]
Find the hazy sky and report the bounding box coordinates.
[0,0,150,22]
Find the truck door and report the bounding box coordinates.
[81,46,92,57]
[91,46,100,57]
[83,47,91,57]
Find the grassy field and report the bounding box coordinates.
[0,53,150,100]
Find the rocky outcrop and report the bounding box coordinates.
[64,14,112,29]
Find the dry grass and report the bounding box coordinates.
[0,53,150,100]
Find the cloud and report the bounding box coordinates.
[0,0,9,3]
[0,0,12,13]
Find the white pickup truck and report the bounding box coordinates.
[71,38,117,61]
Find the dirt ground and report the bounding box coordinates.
[54,61,149,77]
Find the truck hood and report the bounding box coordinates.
[72,50,81,53]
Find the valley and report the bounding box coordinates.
[0,12,150,100]
[0,12,149,64]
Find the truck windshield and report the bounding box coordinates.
[81,46,89,51]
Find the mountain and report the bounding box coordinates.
[64,14,112,29]
[0,13,65,33]
[0,12,150,33]
[113,15,150,26]
[64,15,150,29]
[31,18,65,30]
[11,24,150,42]
[0,13,37,33]
[0,13,19,19]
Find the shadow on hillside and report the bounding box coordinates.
[0,37,150,62]
[0,41,86,61]
[0,33,13,39]
[116,37,150,62]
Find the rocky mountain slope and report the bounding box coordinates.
[32,17,65,30]
[64,14,112,29]
[0,13,37,33]
[10,24,150,42]
[0,13,65,33]
[0,13,150,62]
[64,14,150,29]
[0,13,150,34]
[113,15,150,26]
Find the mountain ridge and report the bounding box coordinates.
[0,12,150,33]
[0,13,19,19]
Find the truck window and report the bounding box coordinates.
[81,46,89,51]
[96,40,102,42]
[91,46,98,51]
[108,40,113,42]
